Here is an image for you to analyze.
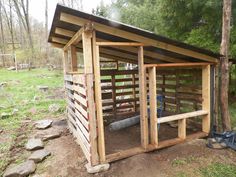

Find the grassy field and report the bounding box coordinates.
[0,68,236,176]
[0,68,65,174]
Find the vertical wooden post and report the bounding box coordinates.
[70,45,77,72]
[149,67,158,146]
[138,46,148,149]
[111,74,117,116]
[214,64,219,131]
[132,73,137,112]
[82,30,99,165]
[92,31,106,163]
[178,119,186,139]
[202,65,211,133]
[63,50,68,74]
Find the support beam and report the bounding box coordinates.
[149,67,158,146]
[92,31,106,163]
[145,62,213,68]
[202,65,211,133]
[138,46,148,149]
[60,13,218,63]
[64,27,84,51]
[82,31,93,74]
[178,119,186,139]
[96,42,143,46]
[70,45,77,72]
[54,27,188,63]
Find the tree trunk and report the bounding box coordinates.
[220,0,232,131]
[45,0,48,64]
[0,0,6,67]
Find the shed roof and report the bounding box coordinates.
[48,4,220,64]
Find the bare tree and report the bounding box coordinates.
[220,0,232,131]
[13,0,34,70]
[0,0,6,67]
[45,0,48,63]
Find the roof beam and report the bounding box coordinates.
[60,12,218,63]
[54,27,187,63]
[63,27,84,51]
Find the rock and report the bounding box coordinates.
[52,119,67,127]
[12,108,19,115]
[35,119,53,129]
[206,138,227,149]
[3,160,36,177]
[85,163,110,173]
[42,131,61,141]
[7,66,16,71]
[33,96,40,101]
[0,82,7,87]
[28,149,51,163]
[38,86,49,92]
[48,104,60,113]
[25,138,44,150]
[1,112,12,119]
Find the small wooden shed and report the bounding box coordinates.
[48,4,220,168]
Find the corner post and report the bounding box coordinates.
[202,65,211,133]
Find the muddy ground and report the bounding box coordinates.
[1,117,236,177]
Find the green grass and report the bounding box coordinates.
[199,162,236,177]
[0,68,65,175]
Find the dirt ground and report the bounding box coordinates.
[25,120,236,177]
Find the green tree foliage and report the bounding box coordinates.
[94,0,236,58]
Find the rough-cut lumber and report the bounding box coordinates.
[71,45,77,71]
[64,27,84,51]
[202,65,211,133]
[149,67,158,146]
[145,62,213,68]
[60,12,218,63]
[158,110,208,124]
[138,46,149,149]
[92,32,106,163]
[96,42,143,46]
[178,119,186,139]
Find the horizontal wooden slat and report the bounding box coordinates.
[65,82,73,91]
[75,101,88,119]
[158,110,208,123]
[74,85,86,96]
[74,109,89,130]
[73,74,86,85]
[74,93,87,107]
[101,69,138,76]
[64,74,73,82]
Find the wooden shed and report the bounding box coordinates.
[48,4,220,169]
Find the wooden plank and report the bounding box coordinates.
[105,147,144,163]
[82,30,93,74]
[65,82,73,91]
[64,27,84,51]
[86,73,99,165]
[74,84,86,96]
[149,67,158,146]
[71,45,78,71]
[202,65,211,133]
[74,92,87,107]
[60,13,218,63]
[178,119,186,139]
[158,110,208,124]
[74,101,88,119]
[74,109,89,130]
[138,46,148,149]
[73,74,86,85]
[67,99,75,110]
[145,62,213,68]
[64,74,73,82]
[101,69,138,76]
[92,34,106,162]
[96,42,143,46]
[54,28,187,63]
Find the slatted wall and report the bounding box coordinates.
[64,74,92,162]
[156,68,202,115]
[100,68,202,120]
[101,69,139,121]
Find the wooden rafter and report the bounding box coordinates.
[54,27,187,63]
[60,13,218,63]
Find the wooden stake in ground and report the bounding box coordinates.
[220,0,232,131]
